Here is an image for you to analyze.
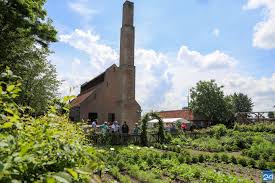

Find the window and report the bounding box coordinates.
[108,113,115,122]
[88,113,98,122]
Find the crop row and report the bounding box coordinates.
[153,143,273,170]
[103,147,254,183]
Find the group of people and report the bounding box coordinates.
[90,120,140,135]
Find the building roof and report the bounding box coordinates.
[70,89,95,107]
[148,118,185,123]
[158,109,193,120]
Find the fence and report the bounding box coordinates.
[89,132,162,146]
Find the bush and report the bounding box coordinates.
[231,156,237,164]
[238,158,248,167]
[185,156,191,164]
[209,124,227,138]
[221,154,229,163]
[0,69,101,182]
[192,156,199,163]
[248,159,256,168]
[257,159,267,170]
[198,154,205,163]
[212,154,220,162]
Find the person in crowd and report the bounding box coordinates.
[100,121,109,134]
[122,121,129,134]
[121,121,129,144]
[170,123,177,134]
[133,123,140,135]
[91,120,97,128]
[111,121,120,133]
[132,123,140,144]
[181,122,187,132]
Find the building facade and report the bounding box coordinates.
[69,1,141,129]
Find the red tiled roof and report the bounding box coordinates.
[158,109,193,120]
[70,89,95,107]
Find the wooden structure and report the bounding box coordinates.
[236,112,275,124]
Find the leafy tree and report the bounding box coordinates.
[151,112,165,144]
[14,48,59,114]
[268,112,274,119]
[229,93,253,113]
[0,0,59,114]
[190,80,228,124]
[140,114,149,146]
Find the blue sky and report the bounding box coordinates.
[45,0,275,112]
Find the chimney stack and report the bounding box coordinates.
[119,1,135,66]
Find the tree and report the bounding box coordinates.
[229,93,253,113]
[140,114,149,146]
[268,112,274,119]
[190,80,228,124]
[14,48,60,114]
[151,112,165,144]
[0,0,59,114]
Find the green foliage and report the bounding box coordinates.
[110,166,131,183]
[190,80,229,124]
[257,159,267,170]
[228,93,254,113]
[0,0,57,49]
[268,111,275,119]
[140,114,149,146]
[151,112,165,144]
[104,146,253,183]
[0,0,59,115]
[0,69,101,182]
[209,124,227,138]
[234,122,275,133]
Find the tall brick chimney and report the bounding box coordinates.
[118,1,139,126]
[120,1,134,67]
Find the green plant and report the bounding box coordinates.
[257,159,267,170]
[140,114,149,146]
[238,158,248,167]
[231,156,237,164]
[0,69,101,182]
[221,154,229,163]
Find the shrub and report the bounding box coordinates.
[212,154,220,162]
[210,124,227,138]
[192,156,199,163]
[231,156,237,164]
[257,159,267,170]
[198,154,205,163]
[185,156,191,164]
[221,154,229,163]
[238,158,248,167]
[0,69,101,182]
[248,159,256,168]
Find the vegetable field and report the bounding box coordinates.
[99,123,275,183]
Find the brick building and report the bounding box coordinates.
[69,1,141,129]
[158,109,210,128]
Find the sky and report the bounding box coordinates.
[45,0,275,112]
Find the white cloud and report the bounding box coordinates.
[68,0,98,19]
[212,28,220,38]
[60,29,119,71]
[55,28,275,112]
[177,45,237,70]
[244,0,275,49]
